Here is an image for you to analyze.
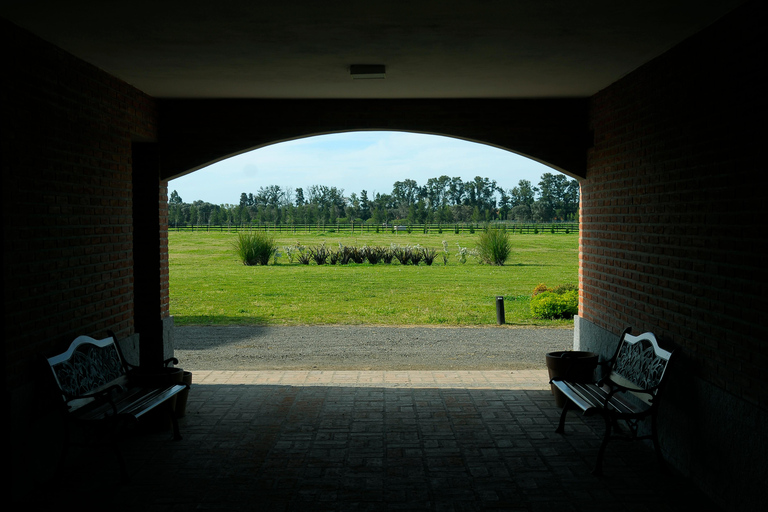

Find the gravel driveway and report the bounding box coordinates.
[173,325,574,371]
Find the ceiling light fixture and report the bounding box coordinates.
[350,64,386,79]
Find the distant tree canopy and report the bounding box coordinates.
[168,173,579,226]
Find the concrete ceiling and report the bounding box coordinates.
[1,0,747,99]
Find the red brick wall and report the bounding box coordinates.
[160,182,170,318]
[2,20,158,391]
[580,3,765,408]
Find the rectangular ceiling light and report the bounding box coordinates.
[350,64,386,79]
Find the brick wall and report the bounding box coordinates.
[2,19,158,392]
[160,181,170,317]
[580,2,766,408]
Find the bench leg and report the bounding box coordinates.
[168,402,183,441]
[555,399,571,434]
[651,414,666,472]
[593,413,612,476]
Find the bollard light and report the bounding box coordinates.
[496,296,505,325]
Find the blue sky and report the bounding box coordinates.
[168,131,558,205]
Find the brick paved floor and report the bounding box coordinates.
[38,370,719,511]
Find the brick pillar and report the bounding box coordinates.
[132,142,165,367]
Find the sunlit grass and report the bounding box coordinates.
[169,230,578,327]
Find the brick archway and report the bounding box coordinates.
[157,99,591,183]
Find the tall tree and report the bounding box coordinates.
[359,190,371,221]
[448,177,465,206]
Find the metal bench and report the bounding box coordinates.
[551,328,676,475]
[46,331,188,480]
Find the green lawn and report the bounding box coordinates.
[168,230,578,327]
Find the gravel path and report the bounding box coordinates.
[173,325,574,371]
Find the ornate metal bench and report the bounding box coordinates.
[551,328,675,475]
[46,331,188,480]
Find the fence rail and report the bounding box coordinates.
[171,222,579,235]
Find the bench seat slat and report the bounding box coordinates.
[554,380,643,416]
[74,384,187,421]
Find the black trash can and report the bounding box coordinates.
[546,351,598,407]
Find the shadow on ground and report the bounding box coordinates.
[27,379,718,512]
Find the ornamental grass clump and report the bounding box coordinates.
[363,246,385,264]
[294,243,312,264]
[530,283,579,319]
[455,243,477,264]
[391,244,412,265]
[233,231,278,266]
[310,242,331,265]
[476,227,512,265]
[421,246,437,266]
[409,245,424,265]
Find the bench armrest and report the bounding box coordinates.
[599,378,661,412]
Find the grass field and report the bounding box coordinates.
[168,230,578,327]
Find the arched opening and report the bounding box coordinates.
[167,131,580,353]
[169,130,580,224]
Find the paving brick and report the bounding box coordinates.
[36,370,719,511]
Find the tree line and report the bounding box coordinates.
[169,172,579,227]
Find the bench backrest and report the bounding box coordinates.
[608,331,673,406]
[47,334,129,412]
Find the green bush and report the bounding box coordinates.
[310,243,332,265]
[421,247,437,265]
[550,283,578,294]
[233,231,277,266]
[476,228,512,265]
[530,289,578,319]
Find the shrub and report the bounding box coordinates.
[530,290,578,319]
[294,244,312,264]
[283,245,297,263]
[422,247,437,266]
[529,283,579,319]
[476,228,512,265]
[391,244,412,265]
[309,243,331,265]
[455,243,477,264]
[233,231,277,266]
[350,246,365,264]
[550,283,578,294]
[409,245,424,265]
[363,246,385,264]
[381,247,395,264]
[333,244,353,265]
